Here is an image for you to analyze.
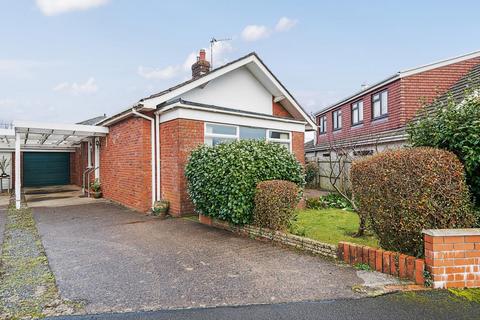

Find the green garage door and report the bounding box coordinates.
[23,152,70,187]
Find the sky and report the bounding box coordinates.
[1,0,479,125]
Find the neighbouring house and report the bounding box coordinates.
[305,50,480,190]
[0,51,316,215]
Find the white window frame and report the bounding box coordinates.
[372,90,388,119]
[267,129,291,152]
[351,100,364,125]
[319,116,327,134]
[332,109,342,131]
[204,122,291,151]
[87,139,93,168]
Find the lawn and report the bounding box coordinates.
[289,208,378,247]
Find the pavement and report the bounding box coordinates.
[46,291,480,320]
[0,198,6,253]
[33,197,368,314]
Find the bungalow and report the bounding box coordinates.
[0,51,316,214]
[306,50,480,160]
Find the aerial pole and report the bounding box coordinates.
[210,37,231,69]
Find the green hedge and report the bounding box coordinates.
[351,147,476,257]
[253,180,300,231]
[185,140,304,224]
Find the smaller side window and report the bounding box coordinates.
[351,100,364,125]
[332,109,342,131]
[372,90,388,119]
[318,116,327,134]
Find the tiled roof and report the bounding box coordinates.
[77,115,107,125]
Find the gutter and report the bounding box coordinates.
[131,108,156,208]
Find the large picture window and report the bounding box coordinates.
[351,100,363,125]
[372,90,388,119]
[204,123,290,150]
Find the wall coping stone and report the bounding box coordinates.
[422,228,480,236]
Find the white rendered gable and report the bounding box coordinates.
[179,66,272,115]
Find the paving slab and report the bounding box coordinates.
[34,201,366,314]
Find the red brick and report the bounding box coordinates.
[350,245,358,264]
[415,259,425,285]
[362,246,369,264]
[356,245,363,264]
[454,243,475,250]
[406,256,416,281]
[398,254,408,279]
[465,236,480,243]
[383,251,392,274]
[390,253,399,276]
[444,236,465,243]
[368,248,376,270]
[375,249,383,272]
[199,214,212,226]
[343,243,351,264]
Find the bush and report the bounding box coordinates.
[185,140,304,224]
[351,147,476,257]
[306,197,327,210]
[305,162,318,185]
[253,180,300,230]
[408,92,480,205]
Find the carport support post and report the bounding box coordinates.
[15,132,21,209]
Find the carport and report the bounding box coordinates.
[0,121,108,209]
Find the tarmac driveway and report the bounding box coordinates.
[33,201,365,314]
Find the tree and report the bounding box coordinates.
[408,88,480,206]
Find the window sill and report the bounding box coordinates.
[351,122,364,128]
[372,115,388,122]
[333,129,342,133]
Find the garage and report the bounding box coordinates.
[23,152,70,187]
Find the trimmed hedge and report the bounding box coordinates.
[351,147,476,257]
[185,140,304,224]
[253,180,300,231]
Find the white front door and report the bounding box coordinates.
[0,152,12,189]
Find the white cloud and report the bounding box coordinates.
[137,65,179,80]
[182,52,197,71]
[275,17,297,32]
[53,77,98,95]
[241,25,270,42]
[36,0,109,16]
[0,59,47,79]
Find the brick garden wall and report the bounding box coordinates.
[424,229,480,288]
[100,116,152,213]
[338,242,425,285]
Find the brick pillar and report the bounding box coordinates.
[423,229,480,288]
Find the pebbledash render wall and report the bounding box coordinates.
[315,56,480,145]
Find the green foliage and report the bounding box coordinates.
[90,179,101,192]
[306,193,353,210]
[304,162,318,185]
[354,263,372,271]
[185,140,304,225]
[408,92,480,205]
[351,147,476,257]
[253,180,300,231]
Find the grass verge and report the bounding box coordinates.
[0,205,83,319]
[289,208,378,247]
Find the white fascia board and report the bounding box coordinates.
[158,103,306,133]
[248,55,317,130]
[141,55,257,109]
[13,121,109,135]
[0,128,15,137]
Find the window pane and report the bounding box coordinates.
[359,102,364,121]
[373,101,381,118]
[239,127,266,140]
[205,136,236,146]
[206,124,236,136]
[381,91,388,114]
[338,113,342,128]
[352,109,358,124]
[272,141,290,149]
[269,131,289,140]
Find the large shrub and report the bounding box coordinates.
[408,91,480,205]
[185,140,304,224]
[253,180,300,230]
[351,147,476,257]
[304,162,318,185]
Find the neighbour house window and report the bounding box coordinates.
[332,109,342,131]
[351,100,364,125]
[372,90,388,119]
[318,116,327,134]
[204,123,291,150]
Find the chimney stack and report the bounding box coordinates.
[191,49,211,79]
[361,83,368,90]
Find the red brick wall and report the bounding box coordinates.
[401,57,480,122]
[160,118,204,216]
[292,131,305,165]
[100,117,152,213]
[272,100,293,118]
[424,231,480,288]
[70,142,87,186]
[316,57,480,146]
[316,80,402,145]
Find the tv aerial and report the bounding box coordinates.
[210,37,231,68]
